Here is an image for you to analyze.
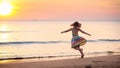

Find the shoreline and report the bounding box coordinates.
[0,51,120,61]
[0,55,120,68]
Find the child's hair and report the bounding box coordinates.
[71,21,81,28]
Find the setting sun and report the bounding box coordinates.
[0,0,13,16]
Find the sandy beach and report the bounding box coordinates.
[0,55,120,68]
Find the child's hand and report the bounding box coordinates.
[88,34,91,36]
[61,32,64,33]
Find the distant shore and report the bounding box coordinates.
[0,55,120,68]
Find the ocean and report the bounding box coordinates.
[0,20,120,60]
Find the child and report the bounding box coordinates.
[61,21,91,58]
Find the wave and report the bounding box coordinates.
[88,39,120,42]
[0,31,19,33]
[0,40,119,45]
[0,41,69,45]
[0,51,120,60]
[0,39,120,45]
[0,54,79,60]
[98,39,120,42]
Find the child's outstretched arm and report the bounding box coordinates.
[61,28,72,33]
[79,29,91,36]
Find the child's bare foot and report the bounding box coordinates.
[81,55,84,58]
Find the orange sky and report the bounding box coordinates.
[0,0,120,21]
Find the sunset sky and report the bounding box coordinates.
[0,0,120,21]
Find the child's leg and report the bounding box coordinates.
[74,47,84,58]
[79,48,84,58]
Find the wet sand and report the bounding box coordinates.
[0,55,120,68]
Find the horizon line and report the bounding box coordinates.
[0,19,120,22]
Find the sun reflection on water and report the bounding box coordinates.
[0,34,9,42]
[0,24,9,31]
[0,24,11,42]
[0,60,17,64]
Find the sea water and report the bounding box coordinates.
[0,20,120,60]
